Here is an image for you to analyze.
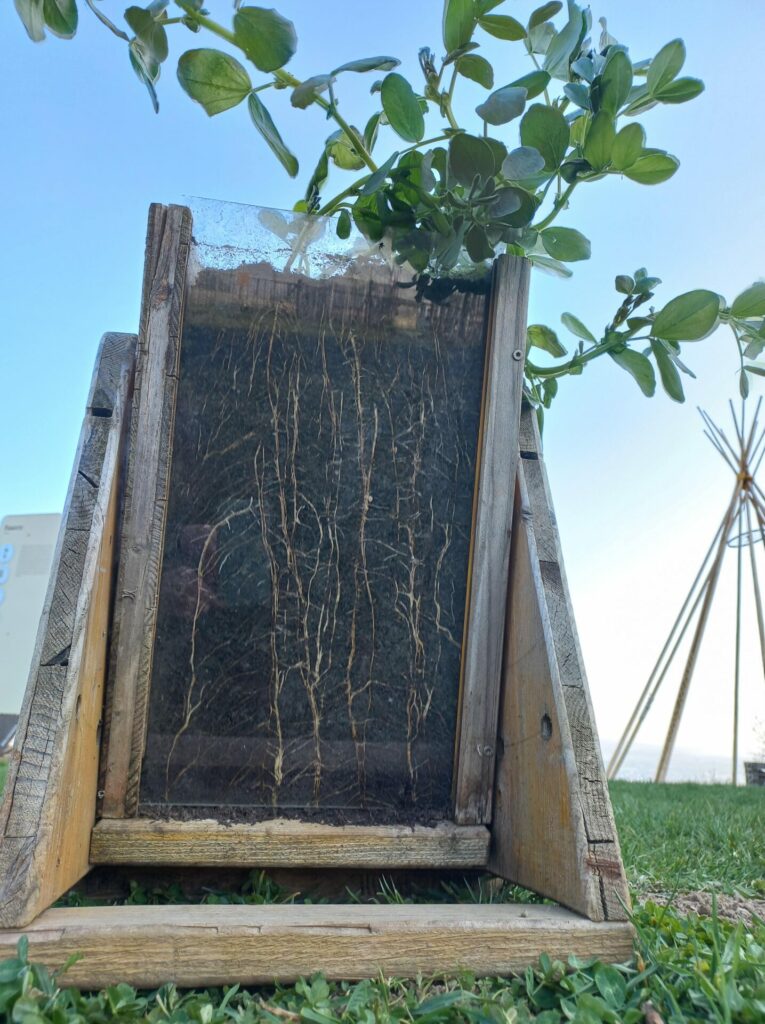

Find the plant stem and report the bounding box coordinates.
[527,330,627,379]
[316,178,371,216]
[175,2,378,172]
[534,182,576,230]
[86,0,129,40]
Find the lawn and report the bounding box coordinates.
[1,775,764,1022]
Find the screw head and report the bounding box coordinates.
[512,349,524,361]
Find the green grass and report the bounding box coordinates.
[2,777,765,1022]
[610,781,765,899]
[0,760,6,796]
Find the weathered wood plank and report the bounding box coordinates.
[100,204,192,817]
[0,333,136,928]
[454,255,530,825]
[90,819,490,868]
[519,407,627,867]
[489,406,629,922]
[0,904,634,987]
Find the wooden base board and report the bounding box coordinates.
[0,904,634,988]
[90,818,489,868]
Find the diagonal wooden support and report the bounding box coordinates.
[490,405,630,922]
[0,333,136,928]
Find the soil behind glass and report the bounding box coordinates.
[139,202,491,824]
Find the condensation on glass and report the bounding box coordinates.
[138,199,493,823]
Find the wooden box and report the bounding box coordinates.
[0,203,632,986]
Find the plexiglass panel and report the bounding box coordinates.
[139,200,491,823]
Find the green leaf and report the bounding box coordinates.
[528,324,567,357]
[43,0,77,38]
[443,0,475,53]
[332,56,400,74]
[177,49,251,115]
[563,83,589,109]
[380,73,424,143]
[593,964,628,1009]
[596,49,632,114]
[561,312,595,342]
[326,128,366,170]
[14,0,46,42]
[291,74,333,109]
[475,84,526,125]
[615,274,635,294]
[233,6,296,72]
[543,0,585,79]
[541,226,590,262]
[528,253,573,277]
[478,14,526,40]
[465,223,495,262]
[360,150,399,195]
[248,92,298,176]
[520,103,569,171]
[508,69,550,99]
[647,38,685,93]
[528,1,562,29]
[652,289,721,341]
[583,111,615,170]
[528,21,555,56]
[457,54,494,89]
[732,282,765,318]
[623,149,679,185]
[336,209,352,240]
[130,39,160,112]
[740,369,751,398]
[488,188,522,217]
[610,348,656,396]
[650,340,684,402]
[654,76,704,104]
[125,6,167,63]
[449,133,494,186]
[611,122,645,171]
[502,146,545,179]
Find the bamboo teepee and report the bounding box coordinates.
[608,399,765,784]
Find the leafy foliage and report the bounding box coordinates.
[11,0,765,413]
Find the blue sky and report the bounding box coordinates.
[2,0,764,767]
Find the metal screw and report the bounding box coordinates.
[512,349,523,361]
[97,790,105,799]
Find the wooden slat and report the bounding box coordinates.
[0,904,634,987]
[489,406,630,921]
[100,204,192,817]
[0,333,136,928]
[90,818,490,868]
[454,256,530,825]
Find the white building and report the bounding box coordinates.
[0,513,61,722]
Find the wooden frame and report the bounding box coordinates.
[100,205,192,819]
[99,204,531,830]
[89,819,489,868]
[0,332,135,928]
[0,904,633,988]
[489,406,630,921]
[0,205,632,981]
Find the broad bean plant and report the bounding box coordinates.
[15,0,765,412]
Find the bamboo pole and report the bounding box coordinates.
[655,485,741,782]
[732,499,744,785]
[607,518,725,778]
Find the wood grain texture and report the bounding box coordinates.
[454,256,530,825]
[0,333,136,928]
[90,819,489,868]
[488,406,629,921]
[100,204,192,817]
[0,904,634,987]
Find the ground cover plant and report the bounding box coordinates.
[12,0,765,419]
[1,777,764,1022]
